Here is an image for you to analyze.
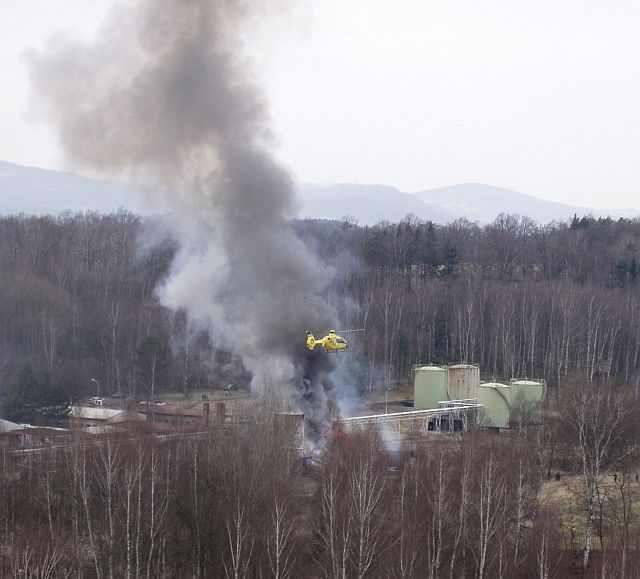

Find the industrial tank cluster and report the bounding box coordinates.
[413,365,546,429]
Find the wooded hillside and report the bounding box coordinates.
[1,212,640,397]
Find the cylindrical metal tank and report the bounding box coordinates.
[477,382,511,429]
[509,379,546,405]
[448,364,479,401]
[414,365,448,410]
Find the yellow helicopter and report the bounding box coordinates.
[306,329,364,353]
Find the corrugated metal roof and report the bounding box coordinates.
[0,418,19,432]
[71,406,124,420]
[70,406,145,421]
[140,404,203,417]
[12,426,71,435]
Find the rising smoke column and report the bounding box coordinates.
[29,0,338,435]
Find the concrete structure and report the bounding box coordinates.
[141,403,209,428]
[334,401,483,450]
[0,431,20,449]
[414,365,448,410]
[109,420,202,434]
[0,419,20,449]
[11,426,72,448]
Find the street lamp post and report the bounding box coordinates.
[385,386,393,414]
[90,378,100,397]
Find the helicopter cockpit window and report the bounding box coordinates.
[336,338,346,344]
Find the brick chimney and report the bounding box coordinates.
[202,402,210,427]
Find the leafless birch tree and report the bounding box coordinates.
[561,383,629,571]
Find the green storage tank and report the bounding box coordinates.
[509,379,546,422]
[414,365,448,410]
[478,383,511,429]
[509,379,546,404]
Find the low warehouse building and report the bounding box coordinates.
[70,406,145,432]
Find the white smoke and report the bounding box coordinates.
[29,0,340,437]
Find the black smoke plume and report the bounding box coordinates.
[28,0,338,437]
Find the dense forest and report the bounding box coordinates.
[4,211,640,577]
[1,211,640,399]
[2,384,640,578]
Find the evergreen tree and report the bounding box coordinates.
[1,365,70,424]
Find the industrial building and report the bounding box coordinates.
[140,402,213,427]
[413,365,546,429]
[70,406,145,432]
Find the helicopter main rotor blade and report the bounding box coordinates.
[307,328,365,334]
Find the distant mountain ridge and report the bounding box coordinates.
[413,183,629,225]
[298,182,640,225]
[1,160,637,225]
[297,183,458,225]
[0,160,144,215]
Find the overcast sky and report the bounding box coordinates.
[2,0,639,209]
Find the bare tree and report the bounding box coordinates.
[97,436,120,579]
[145,441,171,579]
[315,464,351,579]
[9,541,67,579]
[224,496,254,579]
[530,507,561,579]
[348,447,387,578]
[396,458,420,578]
[449,436,472,579]
[422,444,450,578]
[122,440,142,579]
[267,496,296,579]
[561,382,629,571]
[472,447,506,579]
